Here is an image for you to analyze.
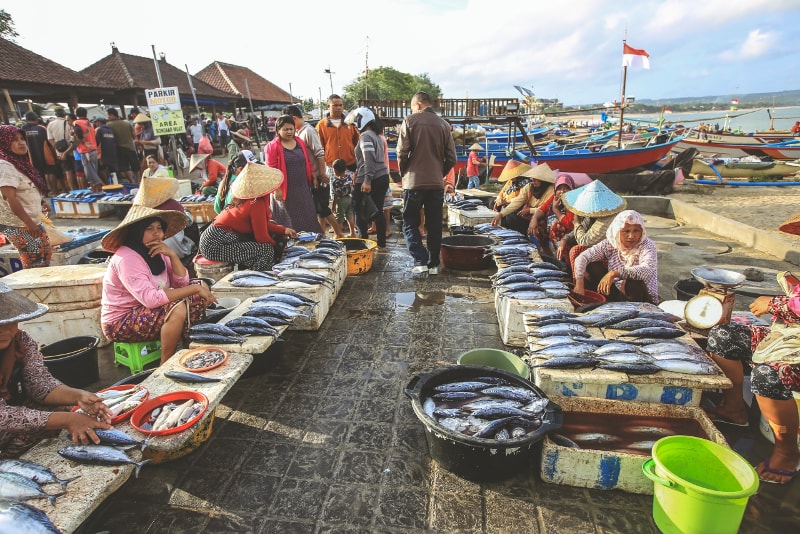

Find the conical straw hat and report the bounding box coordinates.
[101,205,188,252]
[519,162,557,183]
[0,281,48,324]
[189,153,210,173]
[497,160,532,183]
[231,163,284,199]
[132,177,180,208]
[779,212,800,236]
[132,113,152,123]
[562,180,627,217]
[468,143,484,151]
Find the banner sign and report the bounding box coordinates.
[145,86,185,135]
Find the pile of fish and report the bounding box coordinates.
[75,385,149,419]
[492,262,572,301]
[189,323,247,345]
[524,303,720,375]
[447,198,483,210]
[53,191,103,201]
[422,377,549,441]
[178,194,217,203]
[181,348,226,370]
[100,193,136,202]
[551,424,678,455]
[444,191,464,203]
[137,398,204,433]
[230,239,344,287]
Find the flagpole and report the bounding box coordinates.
[618,40,628,148]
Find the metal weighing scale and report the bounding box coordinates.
[690,267,746,326]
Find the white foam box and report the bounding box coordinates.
[23,306,109,347]
[3,264,107,312]
[176,179,193,198]
[447,205,497,227]
[540,396,727,494]
[495,293,573,347]
[0,240,106,277]
[53,200,115,219]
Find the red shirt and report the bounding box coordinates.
[466,150,483,176]
[213,196,285,245]
[73,119,97,154]
[201,159,228,188]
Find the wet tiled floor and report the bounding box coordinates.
[79,227,799,533]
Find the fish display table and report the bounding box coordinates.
[447,204,498,227]
[496,292,573,346]
[189,298,288,354]
[455,188,497,207]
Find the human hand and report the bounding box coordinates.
[285,228,298,239]
[198,283,216,304]
[76,392,113,424]
[274,189,285,202]
[146,240,176,259]
[361,183,372,194]
[67,412,112,445]
[597,271,617,295]
[445,184,455,194]
[749,296,772,316]
[573,278,585,296]
[26,223,42,236]
[491,214,501,227]
[556,241,567,261]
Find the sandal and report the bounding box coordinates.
[705,407,749,428]
[757,457,800,484]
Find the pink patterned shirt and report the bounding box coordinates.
[574,237,660,304]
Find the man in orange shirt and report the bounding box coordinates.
[68,107,103,192]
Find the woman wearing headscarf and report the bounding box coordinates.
[0,125,52,269]
[573,209,659,304]
[264,115,321,233]
[557,180,627,274]
[529,173,576,256]
[200,163,296,271]
[101,205,214,364]
[0,281,113,458]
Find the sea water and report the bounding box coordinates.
[626,106,800,134]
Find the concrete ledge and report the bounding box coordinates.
[624,196,800,267]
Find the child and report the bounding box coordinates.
[331,159,356,237]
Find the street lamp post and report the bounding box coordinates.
[324,66,335,96]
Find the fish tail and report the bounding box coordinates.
[134,459,152,479]
[48,491,65,506]
[141,436,152,452]
[59,475,81,491]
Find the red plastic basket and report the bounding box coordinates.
[130,391,208,436]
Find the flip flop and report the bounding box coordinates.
[706,407,749,428]
[757,457,800,484]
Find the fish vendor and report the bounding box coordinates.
[0,281,113,458]
[490,164,555,235]
[101,205,215,364]
[199,163,297,272]
[572,210,659,304]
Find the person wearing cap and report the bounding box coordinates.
[265,115,322,234]
[347,107,390,249]
[46,107,77,192]
[21,111,59,196]
[490,163,555,235]
[466,143,487,189]
[284,105,343,238]
[492,162,532,212]
[0,281,114,456]
[573,209,659,304]
[530,173,576,256]
[199,163,297,271]
[214,150,258,214]
[106,108,139,184]
[0,125,53,269]
[557,179,627,274]
[101,206,214,364]
[93,115,118,185]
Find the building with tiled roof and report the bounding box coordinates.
[194,61,295,110]
[0,37,115,123]
[80,45,232,115]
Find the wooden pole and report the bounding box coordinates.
[3,89,19,122]
[618,64,628,149]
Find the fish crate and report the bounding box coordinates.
[495,292,573,347]
[2,264,106,312]
[53,199,115,219]
[183,202,217,224]
[447,205,498,227]
[23,305,109,347]
[540,396,727,494]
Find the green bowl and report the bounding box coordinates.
[457,348,531,380]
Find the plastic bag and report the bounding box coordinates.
[198,135,213,155]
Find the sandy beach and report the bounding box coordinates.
[668,182,800,249]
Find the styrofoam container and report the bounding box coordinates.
[0,240,106,277]
[24,306,109,347]
[495,293,573,347]
[3,265,107,307]
[540,396,728,494]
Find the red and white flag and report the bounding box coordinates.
[731,98,739,105]
[622,43,650,69]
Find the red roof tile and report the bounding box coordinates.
[195,62,293,104]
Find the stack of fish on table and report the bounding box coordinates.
[445,197,484,210]
[524,302,721,376]
[0,426,153,532]
[178,194,217,203]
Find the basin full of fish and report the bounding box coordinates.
[420,377,556,442]
[136,398,206,434]
[180,348,227,370]
[74,384,149,422]
[524,302,721,376]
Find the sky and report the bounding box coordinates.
[7,0,800,106]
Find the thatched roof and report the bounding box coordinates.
[195,61,294,108]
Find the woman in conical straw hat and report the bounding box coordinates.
[101,205,215,364]
[466,143,487,189]
[491,162,555,235]
[199,163,297,272]
[557,179,627,273]
[529,173,577,256]
[573,209,659,304]
[0,281,116,456]
[492,161,532,212]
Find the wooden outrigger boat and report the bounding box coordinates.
[691,157,800,179]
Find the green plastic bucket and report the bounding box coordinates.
[642,436,759,534]
[457,348,531,380]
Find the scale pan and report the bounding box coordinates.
[691,267,746,289]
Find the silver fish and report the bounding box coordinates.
[584,310,639,327]
[596,362,662,375]
[433,381,495,393]
[461,399,523,411]
[652,359,720,375]
[189,323,241,338]
[0,459,77,491]
[626,440,657,452]
[550,434,581,448]
[480,386,539,403]
[628,426,677,438]
[640,342,706,356]
[619,327,686,339]
[505,291,548,301]
[533,344,598,358]
[570,432,622,447]
[593,342,641,355]
[594,352,655,365]
[58,445,150,478]
[0,498,60,533]
[229,270,278,281]
[0,472,61,506]
[529,323,589,338]
[230,276,279,287]
[611,318,679,331]
[94,428,149,451]
[471,406,534,419]
[530,356,596,369]
[164,370,223,383]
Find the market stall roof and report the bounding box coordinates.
[194,61,295,107]
[80,45,232,106]
[0,37,115,102]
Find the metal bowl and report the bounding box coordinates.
[690,267,746,290]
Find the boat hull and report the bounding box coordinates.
[691,159,800,178]
[676,138,800,160]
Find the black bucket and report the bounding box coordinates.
[674,278,704,301]
[404,365,562,481]
[79,250,114,265]
[41,336,100,388]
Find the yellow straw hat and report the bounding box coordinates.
[231,163,284,199]
[189,153,210,173]
[497,160,533,183]
[132,113,152,123]
[468,143,484,151]
[101,205,188,252]
[519,162,557,183]
[132,177,180,208]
